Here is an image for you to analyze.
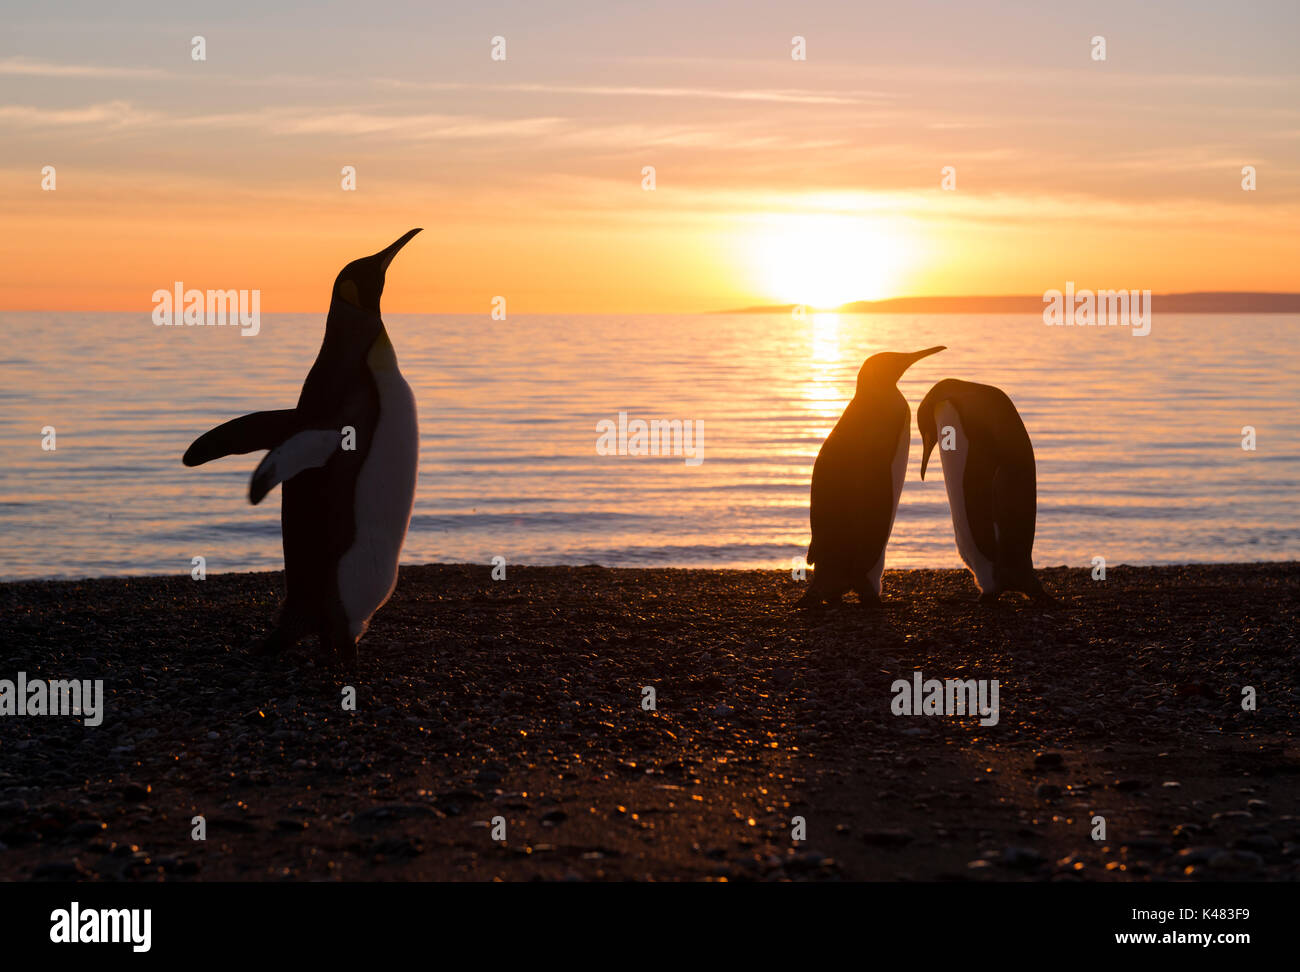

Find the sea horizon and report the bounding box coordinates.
[7,289,1299,317]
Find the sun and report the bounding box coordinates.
[749,213,905,308]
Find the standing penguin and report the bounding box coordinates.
[798,347,945,607]
[183,229,423,664]
[918,379,1050,603]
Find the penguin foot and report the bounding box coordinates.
[320,629,358,668]
[856,593,883,609]
[337,640,358,669]
[796,585,847,608]
[977,591,1002,607]
[252,628,286,657]
[794,591,826,610]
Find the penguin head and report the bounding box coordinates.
[856,345,945,393]
[332,228,422,313]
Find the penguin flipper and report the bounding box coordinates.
[249,428,340,505]
[183,409,302,466]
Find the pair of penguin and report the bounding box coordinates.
[799,347,1050,607]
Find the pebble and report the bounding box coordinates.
[1231,834,1277,853]
[1211,810,1253,822]
[32,861,89,880]
[1208,849,1263,872]
[860,829,914,847]
[1001,846,1047,870]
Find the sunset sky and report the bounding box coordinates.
[2,0,1298,312]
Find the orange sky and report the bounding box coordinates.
[2,2,1298,312]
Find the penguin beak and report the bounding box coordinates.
[920,439,935,480]
[905,346,946,367]
[889,345,945,385]
[377,228,422,271]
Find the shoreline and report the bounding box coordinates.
[3,559,1297,588]
[2,562,1297,881]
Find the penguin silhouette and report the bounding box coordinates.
[183,229,423,664]
[919,378,1051,604]
[798,346,945,607]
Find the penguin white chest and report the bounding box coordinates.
[865,424,911,595]
[934,402,995,593]
[338,362,419,639]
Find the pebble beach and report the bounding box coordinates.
[1,562,1296,881]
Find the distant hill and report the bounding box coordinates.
[721,292,1300,314]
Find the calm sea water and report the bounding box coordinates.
[0,311,1296,580]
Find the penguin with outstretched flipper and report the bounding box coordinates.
[184,229,423,665]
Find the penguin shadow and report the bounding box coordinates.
[791,575,1061,615]
[792,592,886,613]
[250,629,362,673]
[976,589,1060,611]
[791,598,908,670]
[791,580,898,618]
[940,565,1062,612]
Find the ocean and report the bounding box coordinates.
[0,311,1296,580]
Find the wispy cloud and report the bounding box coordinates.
[0,99,569,141]
[0,56,171,79]
[374,78,881,105]
[0,100,158,126]
[270,110,566,140]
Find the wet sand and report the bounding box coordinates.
[0,562,1296,881]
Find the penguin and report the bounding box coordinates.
[918,378,1051,603]
[183,229,423,664]
[798,346,945,607]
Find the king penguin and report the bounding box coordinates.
[918,378,1051,604]
[798,346,945,607]
[183,229,423,664]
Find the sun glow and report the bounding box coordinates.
[750,214,906,308]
